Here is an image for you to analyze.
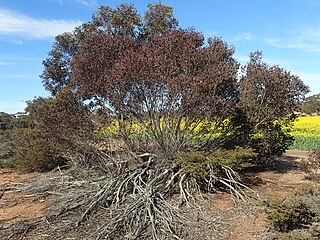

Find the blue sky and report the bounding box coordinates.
[1,0,320,113]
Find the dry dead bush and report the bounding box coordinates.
[304,149,320,182]
[2,144,255,240]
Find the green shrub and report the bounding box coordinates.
[271,231,311,240]
[176,147,257,189]
[265,185,320,238]
[0,130,15,168]
[267,198,315,232]
[250,121,295,164]
[2,159,16,169]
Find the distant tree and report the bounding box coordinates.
[0,112,15,131]
[239,51,309,158]
[299,93,320,115]
[0,112,15,163]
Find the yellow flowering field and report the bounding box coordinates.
[96,116,320,150]
[290,116,320,150]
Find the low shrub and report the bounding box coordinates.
[250,121,295,164]
[176,147,257,190]
[13,128,66,172]
[265,185,320,239]
[308,149,320,163]
[271,231,311,240]
[267,198,314,232]
[303,149,320,182]
[2,159,16,169]
[302,149,320,182]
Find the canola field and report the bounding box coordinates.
[290,116,320,150]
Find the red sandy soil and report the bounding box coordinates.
[0,150,314,239]
[0,170,46,222]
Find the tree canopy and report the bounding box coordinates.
[41,3,178,96]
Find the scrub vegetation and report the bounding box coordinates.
[1,2,319,240]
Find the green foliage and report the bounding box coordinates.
[0,112,15,131]
[176,147,257,187]
[92,4,142,38]
[143,3,178,38]
[9,94,92,172]
[265,185,320,239]
[0,132,14,159]
[270,231,311,240]
[2,159,16,169]
[251,120,295,162]
[0,112,35,169]
[267,198,314,232]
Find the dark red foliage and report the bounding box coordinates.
[240,51,309,124]
[70,29,240,154]
[41,3,178,96]
[72,29,239,120]
[43,88,93,142]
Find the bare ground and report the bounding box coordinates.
[0,150,316,240]
[0,170,46,222]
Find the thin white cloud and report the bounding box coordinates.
[0,8,82,40]
[265,26,320,53]
[0,55,42,62]
[50,0,97,7]
[265,37,280,45]
[0,74,39,80]
[267,40,320,53]
[73,0,96,7]
[232,32,253,42]
[49,0,64,5]
[0,55,42,67]
[0,36,23,44]
[0,101,27,114]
